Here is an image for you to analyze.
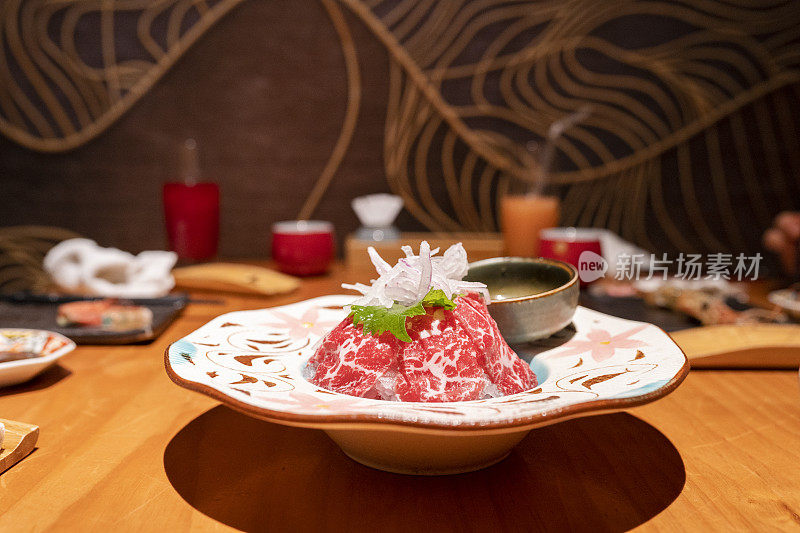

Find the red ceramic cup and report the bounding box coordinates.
[539,227,604,285]
[163,182,220,261]
[271,220,335,276]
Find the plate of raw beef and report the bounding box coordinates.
[165,294,688,474]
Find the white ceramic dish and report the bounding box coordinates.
[166,295,689,474]
[0,329,75,387]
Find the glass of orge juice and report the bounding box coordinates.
[500,108,591,258]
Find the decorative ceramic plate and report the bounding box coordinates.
[0,329,75,387]
[166,296,689,475]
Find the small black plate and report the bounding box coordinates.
[0,294,187,344]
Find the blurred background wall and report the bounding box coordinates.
[2,0,799,258]
[1,1,410,256]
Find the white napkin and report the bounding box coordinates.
[596,230,651,272]
[44,239,177,298]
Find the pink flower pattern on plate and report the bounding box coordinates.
[548,324,648,362]
[261,307,339,339]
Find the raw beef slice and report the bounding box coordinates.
[308,293,536,402]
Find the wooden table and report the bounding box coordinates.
[1,265,799,531]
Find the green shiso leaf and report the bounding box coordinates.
[350,289,458,342]
[421,289,457,310]
[349,302,424,342]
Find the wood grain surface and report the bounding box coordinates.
[0,264,798,531]
[345,233,504,270]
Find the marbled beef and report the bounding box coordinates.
[308,293,536,402]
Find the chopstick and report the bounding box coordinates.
[0,292,223,306]
[794,238,800,286]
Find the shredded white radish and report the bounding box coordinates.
[343,241,490,308]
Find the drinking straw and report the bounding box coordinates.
[180,138,200,186]
[794,238,800,285]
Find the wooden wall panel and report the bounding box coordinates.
[1,1,421,257]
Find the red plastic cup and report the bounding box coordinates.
[163,182,220,261]
[271,220,334,276]
[540,228,604,285]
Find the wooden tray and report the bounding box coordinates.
[671,324,800,368]
[346,232,503,270]
[0,418,38,475]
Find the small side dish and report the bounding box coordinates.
[0,329,75,387]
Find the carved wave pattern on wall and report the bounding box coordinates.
[343,0,800,253]
[2,1,799,254]
[0,0,245,152]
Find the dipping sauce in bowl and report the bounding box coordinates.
[487,280,564,301]
[465,257,579,343]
